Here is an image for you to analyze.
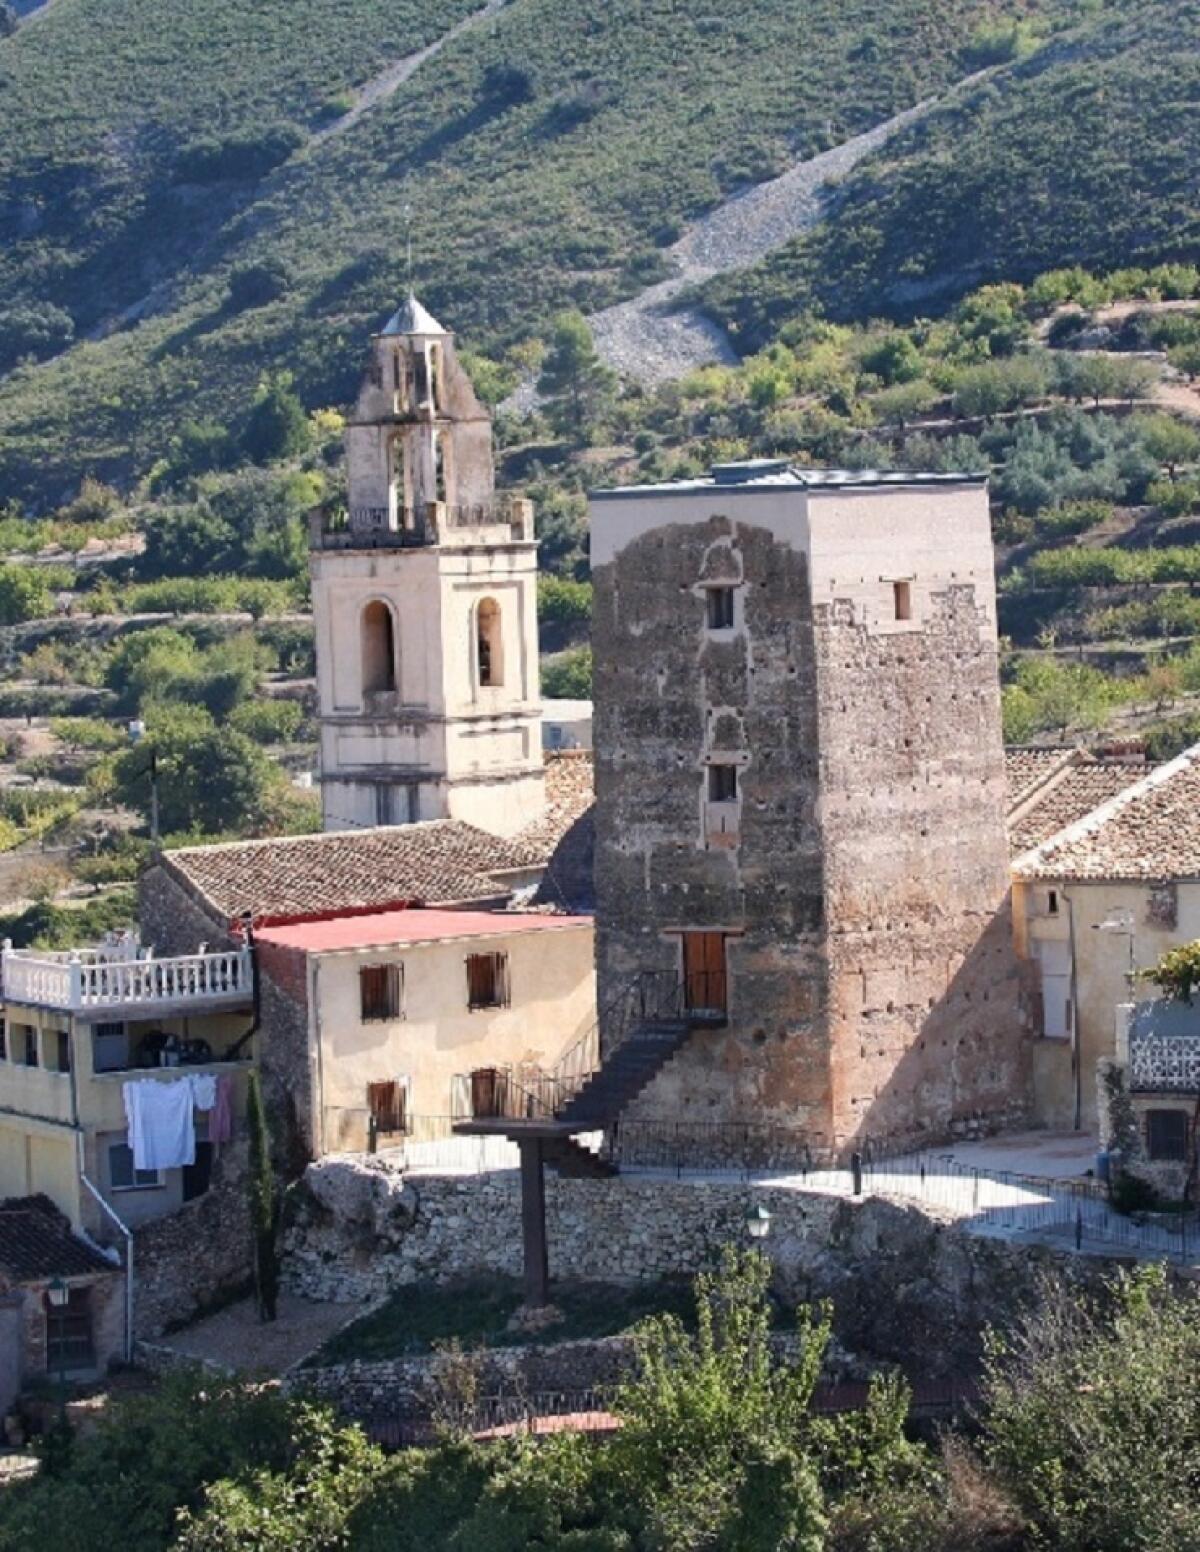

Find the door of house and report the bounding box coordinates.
[682,932,728,1016]
[1035,938,1072,1039]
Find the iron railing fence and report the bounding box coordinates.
[451,970,730,1127]
[361,1377,977,1450]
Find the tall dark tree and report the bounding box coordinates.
[537,311,616,441]
[240,372,310,465]
[247,1070,280,1324]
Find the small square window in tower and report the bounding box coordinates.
[707,764,738,803]
[706,587,735,630]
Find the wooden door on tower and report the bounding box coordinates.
[682,931,728,1016]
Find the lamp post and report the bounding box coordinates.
[46,1276,69,1427]
[745,1203,772,1242]
[127,720,160,843]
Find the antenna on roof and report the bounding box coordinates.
[401,200,414,297]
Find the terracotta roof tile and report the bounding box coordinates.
[510,752,595,865]
[0,1196,115,1283]
[163,821,534,923]
[1015,743,1200,881]
[1007,759,1146,857]
[1004,747,1075,810]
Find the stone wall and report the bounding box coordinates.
[283,1158,1090,1378]
[138,863,232,956]
[256,939,315,1176]
[591,508,1030,1151]
[132,1137,251,1339]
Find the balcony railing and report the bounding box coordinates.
[310,499,531,551]
[1129,1032,1200,1093]
[1,940,253,1015]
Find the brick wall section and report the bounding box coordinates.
[138,863,233,955]
[257,940,315,1174]
[131,1138,251,1339]
[592,514,1030,1148]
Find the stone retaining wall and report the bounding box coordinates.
[282,1157,1098,1377]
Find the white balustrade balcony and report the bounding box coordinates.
[1,937,253,1018]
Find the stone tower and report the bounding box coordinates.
[589,460,1030,1151]
[311,298,544,836]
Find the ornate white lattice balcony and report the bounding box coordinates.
[1129,1032,1200,1093]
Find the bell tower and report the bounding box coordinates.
[310,297,545,837]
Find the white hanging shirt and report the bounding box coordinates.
[123,1079,196,1172]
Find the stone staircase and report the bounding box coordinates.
[556,1018,694,1130]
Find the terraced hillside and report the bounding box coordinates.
[701,0,1200,349]
[0,0,1061,503]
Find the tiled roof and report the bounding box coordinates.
[1007,758,1146,858]
[510,752,595,865]
[0,1196,115,1283]
[1004,747,1076,811]
[256,907,592,954]
[512,753,597,913]
[163,821,535,924]
[1015,743,1200,881]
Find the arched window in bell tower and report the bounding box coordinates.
[476,598,503,688]
[362,601,398,695]
[433,430,450,505]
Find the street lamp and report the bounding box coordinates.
[745,1204,772,1241]
[46,1277,69,1427]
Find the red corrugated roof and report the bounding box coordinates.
[254,908,592,954]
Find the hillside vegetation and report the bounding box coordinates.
[701,0,1200,348]
[0,0,1065,503]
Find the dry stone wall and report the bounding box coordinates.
[283,1157,1093,1377]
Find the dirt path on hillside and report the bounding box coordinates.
[583,72,990,388]
[311,0,508,147]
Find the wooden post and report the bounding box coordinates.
[519,1138,549,1307]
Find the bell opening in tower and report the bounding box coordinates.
[362,600,397,695]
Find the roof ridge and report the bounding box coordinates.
[1013,741,1200,874]
[166,817,475,861]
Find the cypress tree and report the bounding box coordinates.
[247,1070,280,1323]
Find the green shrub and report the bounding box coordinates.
[537,575,592,627]
[542,647,592,698]
[0,564,52,625]
[228,699,305,745]
[173,123,305,184]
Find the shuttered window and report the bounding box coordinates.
[360,963,403,1022]
[367,1079,408,1137]
[466,952,510,1011]
[1146,1109,1188,1162]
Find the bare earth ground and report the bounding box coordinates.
[150,1291,371,1376]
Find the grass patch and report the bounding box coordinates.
[310,1276,701,1365]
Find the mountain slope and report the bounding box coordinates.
[0,0,1057,504]
[700,0,1200,349]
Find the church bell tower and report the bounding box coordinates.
[310,298,545,837]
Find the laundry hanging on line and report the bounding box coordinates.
[122,1077,196,1172]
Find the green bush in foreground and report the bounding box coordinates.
[1,1260,1198,1550]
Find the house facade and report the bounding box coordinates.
[588,460,1031,1151]
[1013,743,1200,1130]
[255,909,596,1156]
[0,934,254,1236]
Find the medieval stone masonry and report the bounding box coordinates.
[590,462,1031,1149]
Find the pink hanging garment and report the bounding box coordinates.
[210,1072,234,1146]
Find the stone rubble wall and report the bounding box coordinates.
[132,1137,251,1339]
[282,1156,1097,1378]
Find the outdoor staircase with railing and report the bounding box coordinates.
[452,971,725,1176]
